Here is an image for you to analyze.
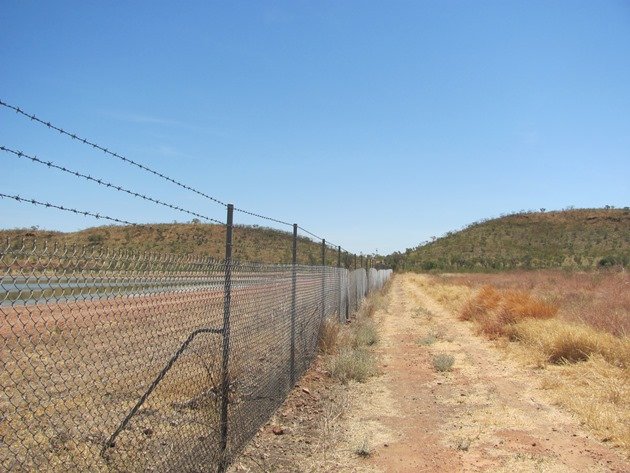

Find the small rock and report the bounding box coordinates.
[272,426,284,435]
[302,387,311,395]
[143,428,153,437]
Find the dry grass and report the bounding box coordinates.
[432,353,455,372]
[363,290,388,318]
[459,285,501,321]
[407,273,469,312]
[538,356,630,452]
[354,437,372,458]
[434,271,630,456]
[460,287,557,338]
[448,270,629,337]
[330,348,377,384]
[325,280,392,384]
[513,318,630,368]
[417,332,438,346]
[318,319,341,355]
[352,319,379,348]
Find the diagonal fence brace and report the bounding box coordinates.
[101,326,223,457]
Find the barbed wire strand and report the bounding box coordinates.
[0,99,227,207]
[0,193,135,225]
[1,100,354,252]
[233,206,292,227]
[297,227,341,251]
[1,100,296,229]
[297,225,324,242]
[1,146,224,225]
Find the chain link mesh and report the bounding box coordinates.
[1,239,391,472]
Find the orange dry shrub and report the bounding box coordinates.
[460,286,559,338]
[448,270,629,337]
[497,290,558,323]
[459,285,501,321]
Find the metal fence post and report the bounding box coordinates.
[337,246,342,322]
[355,270,359,312]
[290,223,297,386]
[345,271,350,321]
[366,257,370,296]
[218,204,234,473]
[321,239,326,321]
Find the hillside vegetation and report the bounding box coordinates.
[386,208,630,272]
[1,223,354,267]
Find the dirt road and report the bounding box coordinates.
[339,274,628,472]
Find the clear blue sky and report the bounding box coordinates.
[2,1,629,255]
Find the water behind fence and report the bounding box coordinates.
[0,239,392,472]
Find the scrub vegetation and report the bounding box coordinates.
[1,223,353,266]
[386,208,630,272]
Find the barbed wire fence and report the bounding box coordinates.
[0,100,392,472]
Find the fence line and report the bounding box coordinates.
[1,233,391,472]
[1,98,368,259]
[1,100,392,470]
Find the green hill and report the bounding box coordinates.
[386,208,630,272]
[1,223,355,267]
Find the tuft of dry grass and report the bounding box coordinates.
[355,437,372,457]
[432,353,455,372]
[513,319,630,368]
[330,348,376,383]
[352,319,379,347]
[329,312,380,383]
[363,291,388,318]
[318,319,341,355]
[417,333,438,346]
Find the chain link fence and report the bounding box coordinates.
[1,239,392,472]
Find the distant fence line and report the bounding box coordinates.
[0,218,392,472]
